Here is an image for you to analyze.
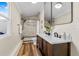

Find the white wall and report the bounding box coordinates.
[52,3,79,56]
[0,2,21,56]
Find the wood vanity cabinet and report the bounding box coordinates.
[37,35,71,56]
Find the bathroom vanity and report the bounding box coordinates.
[37,33,71,56]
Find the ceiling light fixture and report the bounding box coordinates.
[55,2,62,9]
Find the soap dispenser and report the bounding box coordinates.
[67,34,72,40]
[63,32,66,40]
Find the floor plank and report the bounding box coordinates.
[17,45,24,56]
[17,42,42,56]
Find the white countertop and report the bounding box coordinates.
[37,32,71,44]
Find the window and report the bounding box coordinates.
[0,2,9,37]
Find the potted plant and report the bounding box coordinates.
[44,21,51,35]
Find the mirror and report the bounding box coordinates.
[52,2,73,25]
[44,2,73,34]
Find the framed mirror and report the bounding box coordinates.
[44,2,73,35]
[52,2,73,25]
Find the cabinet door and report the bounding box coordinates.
[37,35,40,48]
[37,35,43,54]
[43,40,47,56]
[47,42,54,56]
[39,37,43,52]
[53,43,69,56]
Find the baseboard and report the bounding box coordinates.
[11,40,23,56]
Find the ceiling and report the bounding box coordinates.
[15,2,71,19]
[15,2,44,17]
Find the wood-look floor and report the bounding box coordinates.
[17,42,41,56]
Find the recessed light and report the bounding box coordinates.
[55,2,62,9]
